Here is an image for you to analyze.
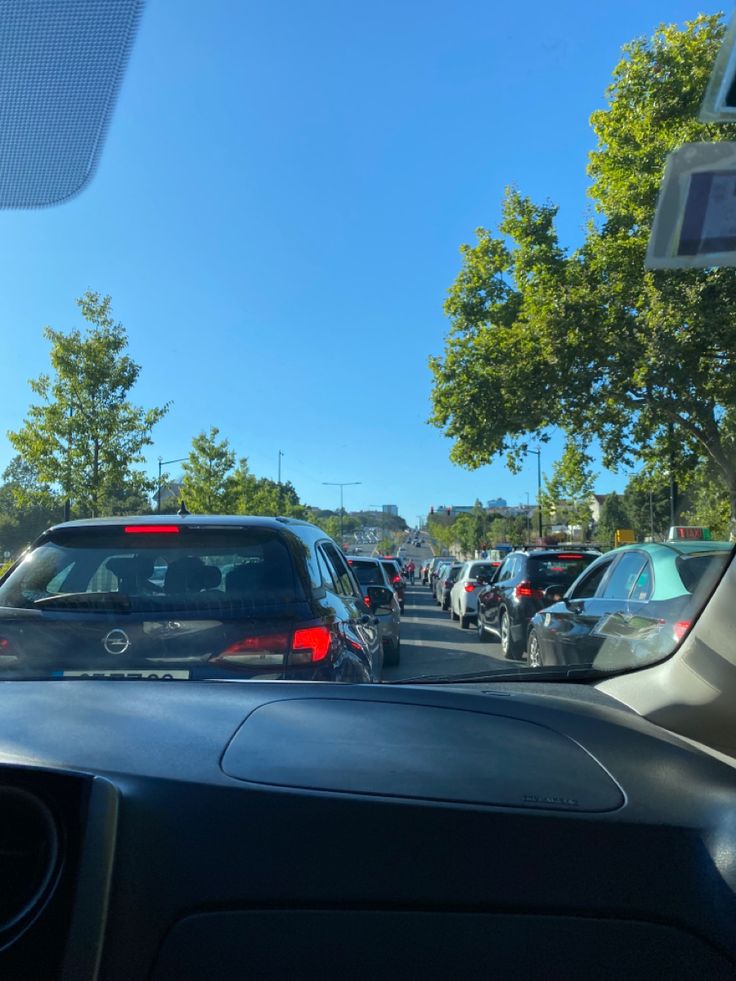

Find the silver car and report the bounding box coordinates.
[346,556,401,666]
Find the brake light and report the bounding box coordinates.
[363,595,372,609]
[464,583,475,592]
[515,580,544,599]
[392,575,401,584]
[292,626,331,662]
[209,632,291,667]
[557,554,583,560]
[0,637,13,657]
[673,620,691,642]
[124,524,180,534]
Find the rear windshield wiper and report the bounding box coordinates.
[33,591,132,612]
[385,666,611,685]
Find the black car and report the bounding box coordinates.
[346,555,401,666]
[0,515,384,682]
[379,558,406,612]
[476,548,599,659]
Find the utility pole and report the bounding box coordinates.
[158,456,187,513]
[526,448,543,539]
[323,481,361,543]
[277,450,284,484]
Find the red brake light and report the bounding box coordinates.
[673,620,691,642]
[124,524,180,534]
[0,637,13,657]
[363,595,372,609]
[464,583,475,592]
[515,580,544,599]
[292,626,331,662]
[556,554,583,560]
[392,575,401,584]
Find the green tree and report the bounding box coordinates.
[9,293,169,517]
[540,441,597,538]
[429,15,736,533]
[0,457,62,555]
[622,477,672,541]
[181,427,237,514]
[596,492,632,546]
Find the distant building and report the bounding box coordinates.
[382,504,398,516]
[589,494,608,523]
[486,497,507,508]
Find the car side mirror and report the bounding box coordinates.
[563,595,583,614]
[543,585,565,603]
[367,585,394,611]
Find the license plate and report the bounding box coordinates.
[53,670,191,680]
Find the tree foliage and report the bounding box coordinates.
[429,15,736,531]
[540,441,597,533]
[8,292,168,518]
[181,427,238,514]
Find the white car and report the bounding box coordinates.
[449,560,498,628]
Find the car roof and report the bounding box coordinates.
[345,555,380,563]
[42,513,326,542]
[605,541,732,558]
[512,548,602,559]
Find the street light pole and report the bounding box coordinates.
[526,448,542,539]
[158,456,187,513]
[277,450,284,484]
[322,481,361,543]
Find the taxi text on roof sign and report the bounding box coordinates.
[667,527,712,542]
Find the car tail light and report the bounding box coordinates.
[392,575,401,584]
[124,524,180,534]
[464,583,475,592]
[515,580,544,600]
[0,637,13,657]
[209,632,290,667]
[292,626,331,663]
[363,595,372,609]
[673,620,691,642]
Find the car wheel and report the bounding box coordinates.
[527,629,544,669]
[383,638,401,668]
[500,610,522,660]
[399,602,405,614]
[477,613,487,641]
[460,613,471,629]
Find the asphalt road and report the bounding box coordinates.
[382,539,510,682]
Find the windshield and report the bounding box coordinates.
[0,4,733,686]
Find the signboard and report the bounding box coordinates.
[614,529,636,546]
[646,143,736,269]
[667,526,712,542]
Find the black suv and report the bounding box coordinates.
[476,548,599,659]
[0,515,385,682]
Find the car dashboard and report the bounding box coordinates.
[1,678,736,980]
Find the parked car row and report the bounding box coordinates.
[423,541,732,671]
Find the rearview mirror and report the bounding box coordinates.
[367,585,394,611]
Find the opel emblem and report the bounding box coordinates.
[103,629,130,656]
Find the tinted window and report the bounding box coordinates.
[468,563,496,581]
[528,554,595,586]
[322,543,358,597]
[676,552,730,594]
[570,559,613,599]
[496,557,516,582]
[0,529,305,612]
[601,552,648,600]
[350,560,386,586]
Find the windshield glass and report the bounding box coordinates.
[0,4,733,686]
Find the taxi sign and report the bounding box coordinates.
[667,526,712,542]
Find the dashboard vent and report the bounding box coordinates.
[0,786,61,949]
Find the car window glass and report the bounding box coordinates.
[630,560,653,601]
[322,543,357,597]
[316,547,337,589]
[497,557,514,582]
[570,560,613,599]
[601,552,648,600]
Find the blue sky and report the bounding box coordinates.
[0,0,720,522]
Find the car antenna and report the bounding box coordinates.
[177,500,190,516]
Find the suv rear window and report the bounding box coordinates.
[0,527,307,613]
[527,553,595,585]
[349,560,385,586]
